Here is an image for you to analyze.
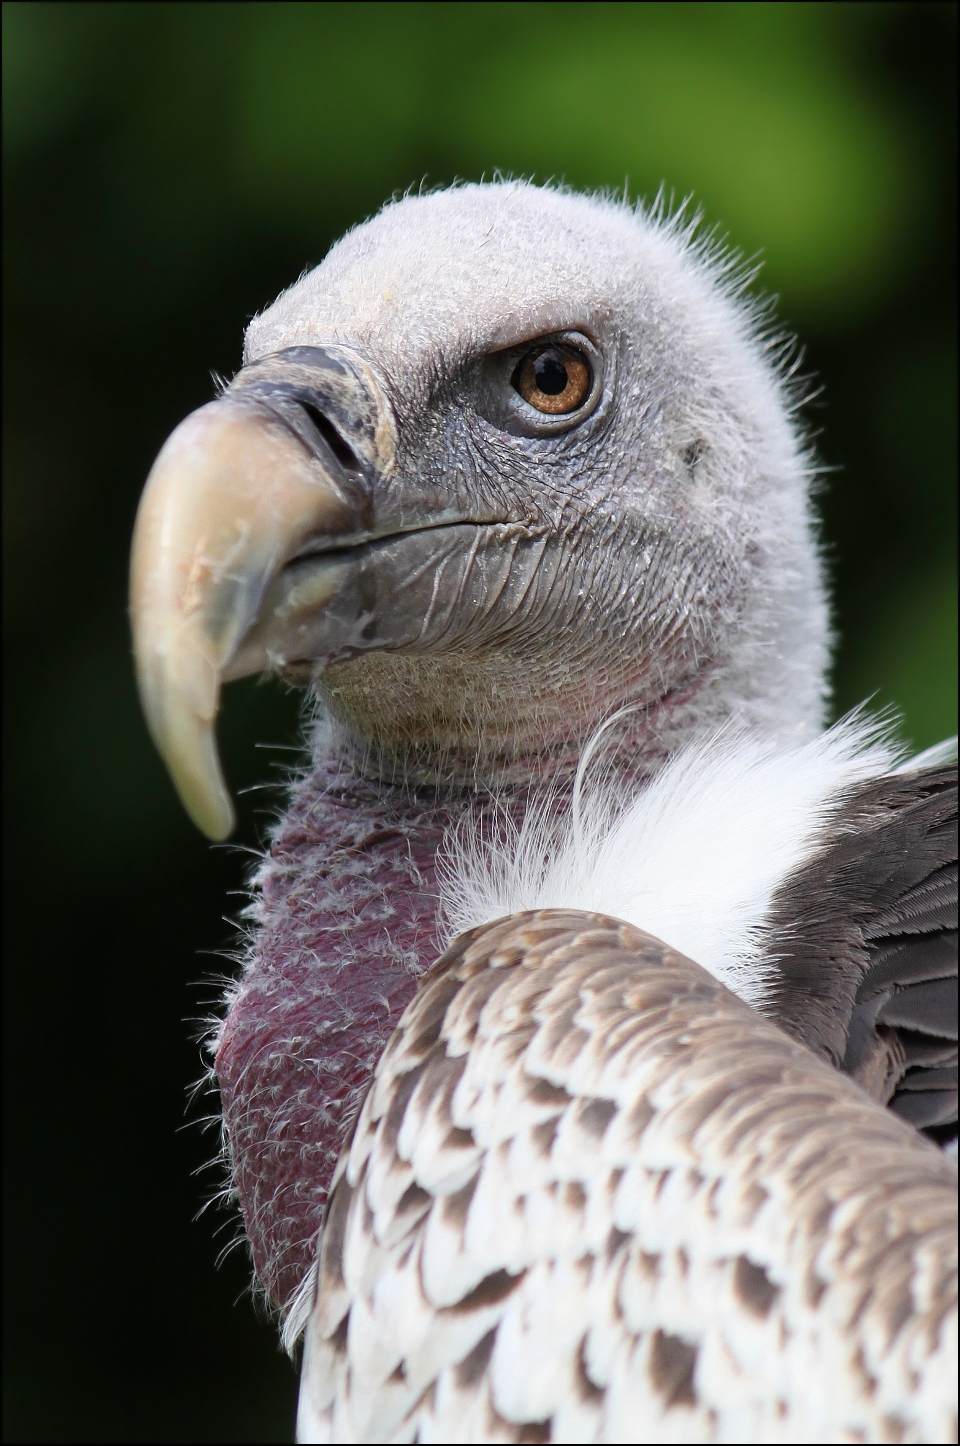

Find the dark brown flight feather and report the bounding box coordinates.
[761,764,958,1136]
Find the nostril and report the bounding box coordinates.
[300,402,364,476]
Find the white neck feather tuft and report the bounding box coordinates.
[439,710,908,1009]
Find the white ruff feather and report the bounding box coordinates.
[439,712,908,1010]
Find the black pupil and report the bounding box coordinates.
[533,353,569,395]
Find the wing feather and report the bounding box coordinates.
[761,766,957,1135]
[866,861,958,936]
[297,910,957,1444]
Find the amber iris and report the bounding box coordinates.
[514,346,591,415]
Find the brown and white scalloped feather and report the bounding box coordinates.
[297,910,958,1444]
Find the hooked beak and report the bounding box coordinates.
[130,346,395,839]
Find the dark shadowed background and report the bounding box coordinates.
[3,3,956,1441]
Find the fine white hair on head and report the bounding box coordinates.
[439,709,905,1010]
[245,178,832,757]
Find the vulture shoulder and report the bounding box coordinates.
[296,911,957,1445]
[762,763,958,1135]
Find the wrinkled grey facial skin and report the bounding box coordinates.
[312,333,734,780]
[243,183,827,786]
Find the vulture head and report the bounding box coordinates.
[133,181,827,837]
[130,182,956,1442]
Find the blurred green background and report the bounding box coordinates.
[2,2,956,1441]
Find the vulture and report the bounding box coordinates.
[130,182,958,1444]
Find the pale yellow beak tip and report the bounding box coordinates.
[161,712,237,841]
[135,646,237,839]
[187,789,236,843]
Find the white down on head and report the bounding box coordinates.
[244,180,832,760]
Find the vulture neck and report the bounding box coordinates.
[216,739,542,1314]
[214,713,907,1316]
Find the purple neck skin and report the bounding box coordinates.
[213,697,690,1313]
[215,751,469,1311]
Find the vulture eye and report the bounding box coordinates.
[513,346,592,415]
[476,331,602,436]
